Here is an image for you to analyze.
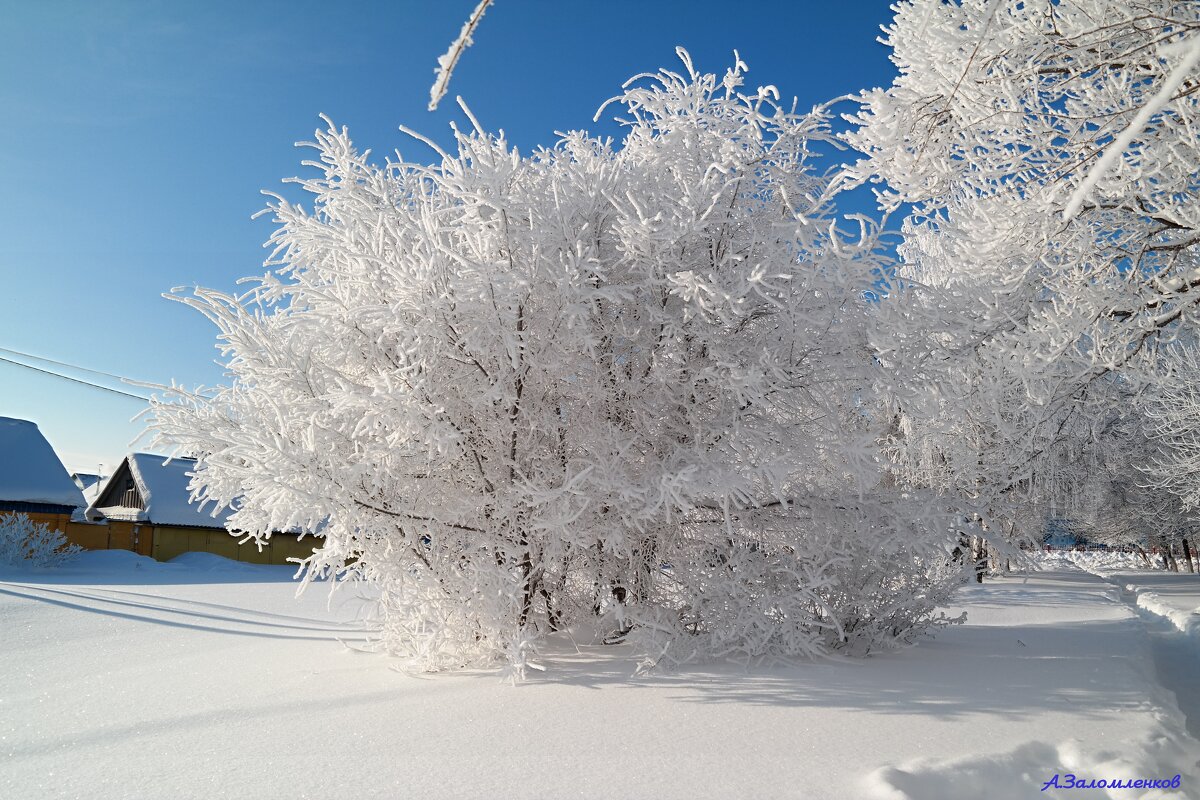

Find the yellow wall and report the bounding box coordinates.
[49,519,153,556]
[2,509,321,566]
[65,521,115,551]
[152,526,321,566]
[2,509,72,534]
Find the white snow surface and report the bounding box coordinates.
[0,417,86,508]
[2,553,1198,799]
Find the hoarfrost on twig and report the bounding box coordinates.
[428,0,494,112]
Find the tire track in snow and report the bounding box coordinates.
[0,580,375,629]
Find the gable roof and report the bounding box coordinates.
[88,453,234,529]
[0,417,87,509]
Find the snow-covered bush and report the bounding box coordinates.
[627,494,969,668]
[150,51,967,673]
[0,513,81,568]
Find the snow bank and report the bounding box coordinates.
[0,549,300,588]
[1132,588,1200,636]
[858,569,1199,799]
[167,551,295,575]
[1036,549,1159,575]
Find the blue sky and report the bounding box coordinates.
[0,0,898,473]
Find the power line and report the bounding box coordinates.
[0,346,145,385]
[0,355,151,402]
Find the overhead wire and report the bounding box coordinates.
[0,346,146,384]
[0,354,152,402]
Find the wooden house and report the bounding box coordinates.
[0,416,87,532]
[85,453,320,565]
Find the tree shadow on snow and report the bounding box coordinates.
[526,615,1154,723]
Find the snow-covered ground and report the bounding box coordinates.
[3,551,1199,799]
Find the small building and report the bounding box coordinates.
[85,453,319,565]
[0,416,87,532]
[70,472,108,520]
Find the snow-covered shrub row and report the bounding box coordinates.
[0,513,81,568]
[149,52,976,673]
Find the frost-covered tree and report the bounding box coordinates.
[1048,390,1191,562]
[873,219,1103,569]
[847,0,1200,535]
[150,53,967,673]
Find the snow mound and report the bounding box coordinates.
[70,549,162,571]
[167,551,291,573]
[862,737,1193,799]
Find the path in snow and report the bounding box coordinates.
[1063,557,1200,747]
[1,552,1198,800]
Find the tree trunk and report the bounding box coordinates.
[518,551,535,627]
[951,533,969,564]
[1135,545,1152,567]
[1183,538,1196,574]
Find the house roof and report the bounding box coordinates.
[0,417,87,509]
[88,453,234,530]
[72,472,103,491]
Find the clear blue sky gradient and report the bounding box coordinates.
[0,0,899,473]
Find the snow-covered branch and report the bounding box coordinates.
[428,0,494,112]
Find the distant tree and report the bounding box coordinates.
[150,53,967,673]
[0,514,80,568]
[1139,346,1200,568]
[1061,396,1194,565]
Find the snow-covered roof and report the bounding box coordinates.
[72,472,103,491]
[81,479,105,506]
[0,417,87,509]
[88,453,233,530]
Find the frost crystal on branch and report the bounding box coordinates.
[428,0,494,112]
